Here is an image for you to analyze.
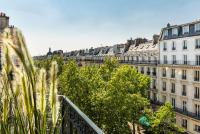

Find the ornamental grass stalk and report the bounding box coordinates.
[0,28,60,134]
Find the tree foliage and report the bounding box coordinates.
[59,58,151,133]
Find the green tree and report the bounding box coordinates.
[59,58,151,134]
[149,103,185,134]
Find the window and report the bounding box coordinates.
[164,30,168,37]
[194,125,200,133]
[136,56,139,62]
[195,23,200,32]
[183,40,187,50]
[172,41,176,50]
[153,93,157,102]
[194,87,200,99]
[163,42,167,51]
[195,104,200,117]
[142,56,145,62]
[171,69,175,78]
[172,28,178,35]
[162,68,166,77]
[152,68,156,76]
[183,101,187,112]
[152,79,156,89]
[196,55,200,65]
[182,70,187,80]
[163,55,167,64]
[182,119,187,129]
[148,57,151,62]
[196,39,200,49]
[183,55,187,65]
[194,70,200,81]
[183,25,189,34]
[182,85,187,96]
[172,55,176,64]
[163,81,166,91]
[171,83,175,93]
[171,98,176,108]
[141,67,144,74]
[162,95,166,103]
[147,67,150,75]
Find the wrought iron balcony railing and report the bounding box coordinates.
[60,95,104,134]
[159,60,200,66]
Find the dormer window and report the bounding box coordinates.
[172,28,178,36]
[164,30,168,37]
[195,23,200,32]
[183,25,189,34]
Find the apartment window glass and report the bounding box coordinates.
[172,55,176,64]
[163,55,167,64]
[172,41,176,50]
[183,25,189,34]
[171,83,175,93]
[183,40,187,50]
[194,70,200,81]
[141,67,144,74]
[152,79,156,89]
[195,104,200,117]
[163,42,167,51]
[196,55,200,65]
[147,67,150,75]
[195,87,200,99]
[172,28,178,35]
[162,95,166,103]
[153,68,156,76]
[196,39,200,49]
[163,81,166,91]
[164,30,168,37]
[182,70,187,80]
[136,56,139,62]
[182,119,187,129]
[182,85,187,96]
[183,101,187,112]
[148,57,151,62]
[162,68,166,77]
[195,23,200,32]
[171,69,175,78]
[183,55,187,64]
[171,98,176,108]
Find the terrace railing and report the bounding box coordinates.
[60,95,104,134]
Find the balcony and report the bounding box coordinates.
[182,92,187,96]
[162,87,166,91]
[119,60,158,65]
[182,75,187,80]
[194,94,200,99]
[147,71,151,75]
[194,77,200,82]
[152,72,156,76]
[159,60,200,66]
[171,89,175,93]
[172,47,176,50]
[171,74,175,78]
[60,95,104,134]
[163,48,167,51]
[162,73,166,77]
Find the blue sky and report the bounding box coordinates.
[1,0,200,56]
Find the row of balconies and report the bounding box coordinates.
[161,86,200,99]
[74,58,200,67]
[159,60,200,66]
[162,73,187,79]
